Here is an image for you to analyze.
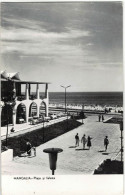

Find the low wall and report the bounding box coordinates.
[1,149,13,164]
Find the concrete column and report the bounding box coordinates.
[29,84,31,97]
[13,82,16,96]
[12,106,16,127]
[45,84,49,99]
[36,84,40,99]
[25,83,29,100]
[1,102,4,114]
[26,105,29,123]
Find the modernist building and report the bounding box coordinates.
[1,71,50,127]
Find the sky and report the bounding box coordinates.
[1,2,123,92]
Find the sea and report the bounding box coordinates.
[48,92,123,107]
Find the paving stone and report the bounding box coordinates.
[2,115,123,175]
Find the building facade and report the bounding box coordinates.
[1,71,50,127]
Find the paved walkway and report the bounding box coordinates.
[2,115,122,175]
[1,116,69,140]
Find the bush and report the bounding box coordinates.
[71,112,87,120]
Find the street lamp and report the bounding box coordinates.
[81,104,84,124]
[61,85,71,113]
[4,79,16,147]
[4,101,16,147]
[41,115,45,143]
[5,103,10,147]
[43,148,63,175]
[66,108,69,131]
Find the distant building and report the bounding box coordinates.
[1,71,50,127]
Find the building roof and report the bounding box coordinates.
[1,70,50,84]
[1,71,20,80]
[8,72,20,80]
[1,71,8,79]
[13,80,50,84]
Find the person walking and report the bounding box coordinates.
[98,114,101,122]
[102,115,104,122]
[81,134,87,149]
[104,136,109,151]
[75,133,79,147]
[87,136,92,150]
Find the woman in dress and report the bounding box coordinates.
[87,136,92,150]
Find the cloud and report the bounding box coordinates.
[86,43,94,46]
[1,2,123,92]
[2,27,91,42]
[1,23,91,61]
[2,17,45,31]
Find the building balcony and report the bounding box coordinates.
[2,94,47,102]
[16,95,45,101]
[16,96,26,101]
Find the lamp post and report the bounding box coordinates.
[66,108,68,131]
[5,103,9,147]
[61,85,71,113]
[5,78,16,147]
[43,148,63,175]
[42,115,45,143]
[120,121,123,162]
[82,104,85,124]
[5,101,16,147]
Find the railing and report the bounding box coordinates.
[17,95,37,101]
[3,95,46,101]
[29,95,37,100]
[17,96,26,101]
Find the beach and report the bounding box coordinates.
[48,91,123,113]
[49,103,123,114]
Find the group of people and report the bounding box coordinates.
[25,134,109,157]
[75,133,109,151]
[98,114,104,122]
[75,133,92,150]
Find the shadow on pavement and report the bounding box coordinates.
[27,156,36,158]
[18,154,36,158]
[98,150,105,152]
[69,146,76,148]
[75,148,89,151]
[18,154,27,157]
[102,152,109,155]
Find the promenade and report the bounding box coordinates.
[2,114,122,175]
[1,116,69,140]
